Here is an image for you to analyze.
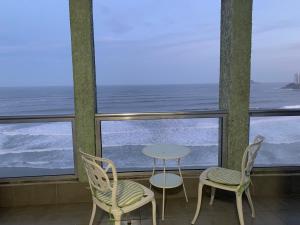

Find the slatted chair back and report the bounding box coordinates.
[240,135,265,185]
[80,151,118,209]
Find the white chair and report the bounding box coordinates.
[80,151,157,225]
[191,135,265,225]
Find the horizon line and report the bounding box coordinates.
[0,81,289,88]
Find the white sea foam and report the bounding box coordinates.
[0,147,74,169]
[0,164,74,169]
[1,112,300,170]
[281,105,300,109]
[0,147,73,155]
[26,161,49,165]
[0,122,74,169]
[0,133,72,154]
[102,116,300,146]
[250,116,300,144]
[0,122,72,136]
[101,119,219,147]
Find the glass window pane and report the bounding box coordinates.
[0,122,74,178]
[100,118,219,171]
[250,116,300,167]
[0,1,73,116]
[93,1,220,113]
[251,0,300,109]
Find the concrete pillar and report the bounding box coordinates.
[219,0,253,170]
[69,0,97,181]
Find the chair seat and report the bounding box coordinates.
[207,167,241,185]
[95,180,144,207]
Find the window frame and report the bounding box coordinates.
[95,110,226,172]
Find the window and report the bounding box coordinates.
[250,1,300,169]
[100,118,219,171]
[250,116,300,167]
[0,0,73,116]
[0,122,74,178]
[251,0,300,109]
[93,1,220,113]
[94,1,221,171]
[0,1,74,179]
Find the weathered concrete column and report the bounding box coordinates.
[69,0,97,181]
[220,0,253,170]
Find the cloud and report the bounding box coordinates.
[253,20,300,34]
[94,30,219,55]
[152,36,218,50]
[104,18,133,34]
[0,42,69,55]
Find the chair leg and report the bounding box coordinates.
[151,199,157,225]
[245,188,255,218]
[191,182,204,224]
[235,193,245,225]
[113,213,122,225]
[89,203,96,225]
[162,188,165,220]
[209,187,216,206]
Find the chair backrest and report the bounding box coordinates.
[240,135,265,184]
[80,151,118,208]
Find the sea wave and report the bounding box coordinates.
[0,122,74,169]
[0,122,72,136]
[0,133,72,154]
[0,147,73,155]
[281,105,300,109]
[2,113,300,170]
[0,149,74,169]
[101,119,219,147]
[250,116,300,144]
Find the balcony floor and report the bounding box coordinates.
[1,194,299,225]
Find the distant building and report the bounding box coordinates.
[282,73,300,89]
[294,73,300,84]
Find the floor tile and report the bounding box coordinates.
[0,196,299,225]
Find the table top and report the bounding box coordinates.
[142,144,191,160]
[150,173,183,189]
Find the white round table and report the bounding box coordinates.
[142,144,191,220]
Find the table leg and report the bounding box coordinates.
[150,158,156,189]
[177,158,188,202]
[162,159,166,220]
[162,188,165,221]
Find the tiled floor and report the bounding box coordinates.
[1,194,300,225]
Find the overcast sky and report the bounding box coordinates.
[0,0,300,87]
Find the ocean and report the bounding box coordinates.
[1,83,300,177]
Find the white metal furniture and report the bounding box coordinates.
[142,144,191,220]
[80,151,157,225]
[191,136,265,225]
